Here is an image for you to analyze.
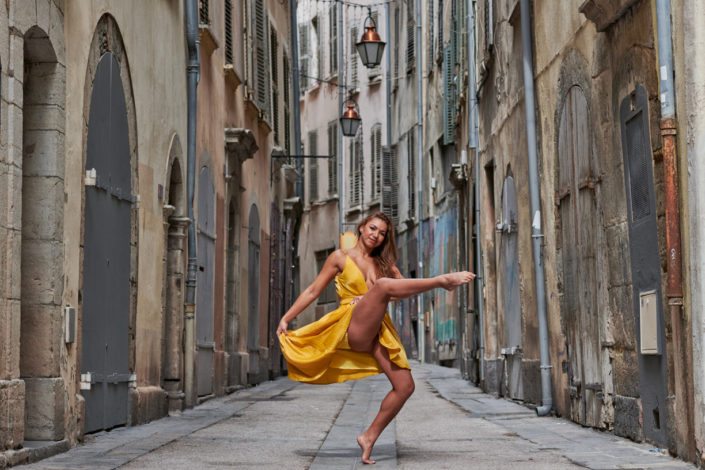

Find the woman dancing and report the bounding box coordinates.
[277,212,475,464]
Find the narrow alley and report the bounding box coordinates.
[16,363,695,470]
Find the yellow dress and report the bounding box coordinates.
[279,255,410,384]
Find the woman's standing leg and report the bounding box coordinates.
[357,340,415,464]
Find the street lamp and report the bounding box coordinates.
[340,98,361,137]
[356,12,385,69]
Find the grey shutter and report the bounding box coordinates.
[381,146,399,227]
[394,8,400,80]
[351,26,359,88]
[254,0,270,116]
[428,0,434,72]
[330,5,338,73]
[284,53,291,152]
[437,0,443,58]
[328,121,338,195]
[271,28,279,144]
[315,17,323,79]
[369,11,381,78]
[372,124,382,198]
[443,45,456,144]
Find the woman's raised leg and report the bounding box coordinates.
[357,340,415,464]
[348,272,474,352]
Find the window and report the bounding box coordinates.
[271,27,279,144]
[371,123,382,199]
[329,4,338,74]
[382,146,399,226]
[316,248,337,304]
[407,129,416,218]
[328,120,338,195]
[299,23,310,91]
[308,131,318,202]
[406,1,415,71]
[225,0,233,64]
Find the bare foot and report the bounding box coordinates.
[439,271,476,291]
[357,434,376,464]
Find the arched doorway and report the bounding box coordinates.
[247,204,260,384]
[81,51,132,433]
[196,164,215,396]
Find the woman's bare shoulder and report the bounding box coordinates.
[328,249,348,270]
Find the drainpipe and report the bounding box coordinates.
[338,0,344,236]
[184,0,200,407]
[385,2,391,149]
[290,0,303,200]
[467,0,485,384]
[519,0,552,416]
[416,0,425,363]
[656,0,694,457]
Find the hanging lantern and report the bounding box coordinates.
[340,98,361,137]
[356,12,385,69]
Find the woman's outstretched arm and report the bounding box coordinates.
[276,249,346,336]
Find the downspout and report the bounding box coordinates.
[338,0,344,237]
[385,2,391,149]
[184,0,200,407]
[519,0,552,416]
[655,0,694,458]
[416,0,425,363]
[290,0,303,199]
[468,0,485,384]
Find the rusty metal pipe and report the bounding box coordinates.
[662,118,682,298]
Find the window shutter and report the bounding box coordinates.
[427,0,434,72]
[406,1,415,70]
[309,131,319,202]
[254,1,270,116]
[328,121,338,195]
[407,130,416,218]
[394,8,400,80]
[356,133,363,205]
[349,134,361,206]
[371,124,382,198]
[382,146,399,227]
[225,0,233,64]
[443,45,456,144]
[437,0,443,59]
[350,26,358,88]
[330,5,338,74]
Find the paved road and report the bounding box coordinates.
[19,362,695,469]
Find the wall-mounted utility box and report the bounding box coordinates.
[64,306,76,344]
[639,290,660,355]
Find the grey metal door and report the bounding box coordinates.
[500,175,522,399]
[81,52,132,433]
[620,85,668,446]
[558,86,602,426]
[247,205,260,383]
[196,165,215,396]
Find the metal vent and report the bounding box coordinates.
[626,114,650,221]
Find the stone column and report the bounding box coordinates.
[163,215,190,413]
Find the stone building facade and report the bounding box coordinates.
[0,0,293,465]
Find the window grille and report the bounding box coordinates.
[199,0,209,24]
[308,131,319,202]
[406,1,415,71]
[225,0,233,64]
[328,121,338,195]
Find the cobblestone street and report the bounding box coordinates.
[17,363,695,470]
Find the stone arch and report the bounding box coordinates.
[165,135,186,216]
[20,24,67,441]
[79,14,138,433]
